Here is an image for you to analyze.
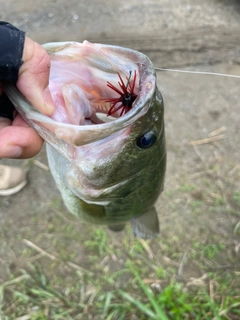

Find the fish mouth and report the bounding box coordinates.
[5,41,157,147]
[47,41,152,128]
[43,41,157,144]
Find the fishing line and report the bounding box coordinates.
[125,70,132,90]
[155,67,240,79]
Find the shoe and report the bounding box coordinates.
[0,165,27,196]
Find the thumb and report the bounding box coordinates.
[16,37,54,115]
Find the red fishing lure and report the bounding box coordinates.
[105,70,137,117]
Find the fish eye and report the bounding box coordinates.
[136,131,158,149]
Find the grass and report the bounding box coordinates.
[1,203,239,320]
[0,211,240,320]
[0,257,240,320]
[0,218,240,319]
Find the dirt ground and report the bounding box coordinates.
[0,0,240,302]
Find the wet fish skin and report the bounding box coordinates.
[5,41,166,238]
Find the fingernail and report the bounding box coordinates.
[2,145,22,159]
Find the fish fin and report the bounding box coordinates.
[131,207,160,239]
[108,224,125,232]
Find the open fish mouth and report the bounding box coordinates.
[39,41,156,144]
[45,41,141,123]
[6,41,157,148]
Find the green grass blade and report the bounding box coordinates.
[130,267,169,320]
[103,292,113,318]
[203,291,221,320]
[119,290,157,319]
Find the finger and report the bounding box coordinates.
[0,115,43,159]
[16,37,54,116]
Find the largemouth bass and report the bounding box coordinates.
[5,41,166,238]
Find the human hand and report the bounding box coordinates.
[0,36,54,159]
